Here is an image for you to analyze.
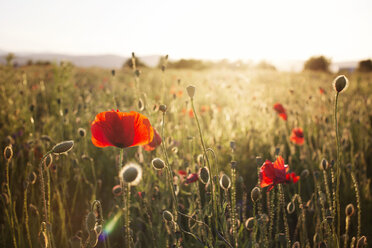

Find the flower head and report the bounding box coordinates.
[290,128,304,145]
[259,156,299,191]
[91,110,153,148]
[273,103,287,121]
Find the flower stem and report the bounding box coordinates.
[334,92,341,241]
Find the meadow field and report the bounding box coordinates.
[0,61,371,248]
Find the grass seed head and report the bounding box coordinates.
[333,75,349,93]
[52,140,74,154]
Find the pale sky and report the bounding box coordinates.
[0,0,371,62]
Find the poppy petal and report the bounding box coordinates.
[143,128,162,151]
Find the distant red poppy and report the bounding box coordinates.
[182,108,194,118]
[259,156,299,191]
[91,110,154,148]
[319,87,325,95]
[185,173,199,184]
[178,170,187,177]
[290,128,304,145]
[273,103,287,121]
[143,128,162,151]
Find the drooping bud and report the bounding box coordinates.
[345,203,355,217]
[245,217,255,231]
[287,201,295,214]
[251,187,261,202]
[52,140,74,154]
[300,169,309,178]
[186,85,196,98]
[44,154,53,168]
[162,210,173,222]
[356,236,367,248]
[85,212,96,231]
[112,185,122,196]
[333,75,349,93]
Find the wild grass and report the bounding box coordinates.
[0,62,371,247]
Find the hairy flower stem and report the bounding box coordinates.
[6,160,17,248]
[350,172,361,240]
[160,112,179,219]
[334,92,341,241]
[126,183,131,248]
[38,151,56,248]
[231,167,237,247]
[279,185,291,248]
[190,98,218,233]
[23,187,32,248]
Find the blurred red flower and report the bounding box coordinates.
[273,103,287,121]
[259,156,299,191]
[290,128,304,145]
[185,173,199,184]
[143,128,162,151]
[319,87,325,94]
[91,110,154,148]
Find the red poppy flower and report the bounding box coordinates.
[319,87,325,95]
[273,103,287,121]
[259,156,299,191]
[185,173,199,184]
[290,128,304,145]
[91,110,154,148]
[178,170,187,177]
[143,128,162,151]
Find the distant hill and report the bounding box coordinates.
[0,51,161,68]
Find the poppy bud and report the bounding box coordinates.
[219,173,231,190]
[197,154,204,166]
[356,236,367,248]
[52,140,74,154]
[287,201,295,214]
[330,160,335,168]
[345,203,355,217]
[230,141,236,150]
[321,158,328,170]
[199,167,210,184]
[186,85,196,98]
[4,145,13,161]
[163,210,173,222]
[138,98,145,111]
[111,69,115,76]
[300,169,309,178]
[78,128,86,137]
[292,241,300,248]
[152,158,165,170]
[86,212,96,231]
[112,185,122,196]
[159,104,167,113]
[333,75,349,93]
[120,163,142,185]
[275,147,280,156]
[251,187,261,202]
[245,217,255,231]
[230,161,237,169]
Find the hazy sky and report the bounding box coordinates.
[0,0,371,62]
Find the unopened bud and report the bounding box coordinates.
[159,104,167,113]
[186,85,196,98]
[219,173,231,190]
[4,145,13,161]
[152,158,165,170]
[52,140,74,154]
[333,75,349,93]
[251,187,261,202]
[345,203,355,217]
[163,210,173,222]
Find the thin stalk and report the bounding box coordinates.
[190,98,218,233]
[334,92,341,241]
[279,185,291,248]
[5,160,17,248]
[23,187,32,248]
[350,172,361,240]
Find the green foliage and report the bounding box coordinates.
[357,59,372,72]
[303,55,331,72]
